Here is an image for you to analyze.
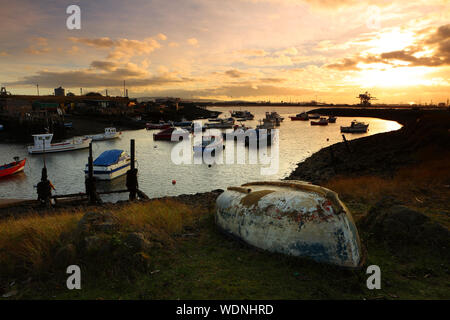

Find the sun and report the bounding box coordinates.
[351,64,434,88]
[363,28,416,55]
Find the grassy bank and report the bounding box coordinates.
[0,193,448,299]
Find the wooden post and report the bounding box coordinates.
[342,134,352,153]
[85,142,99,204]
[127,139,137,200]
[130,139,135,171]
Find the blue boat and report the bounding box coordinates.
[84,149,133,180]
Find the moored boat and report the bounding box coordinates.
[340,120,369,133]
[310,117,329,126]
[290,112,308,121]
[215,180,363,268]
[193,135,224,153]
[27,134,91,154]
[0,157,26,178]
[84,149,133,180]
[86,127,121,141]
[308,113,320,119]
[205,118,235,129]
[146,122,172,130]
[230,110,254,120]
[153,127,187,141]
[327,116,337,123]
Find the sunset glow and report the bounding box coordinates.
[0,0,449,104]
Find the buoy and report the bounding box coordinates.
[172,180,176,185]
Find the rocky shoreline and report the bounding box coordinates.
[287,108,450,185]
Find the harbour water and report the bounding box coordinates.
[0,106,401,201]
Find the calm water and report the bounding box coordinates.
[0,106,401,201]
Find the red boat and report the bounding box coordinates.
[153,127,187,141]
[0,157,26,178]
[290,112,309,121]
[310,117,329,126]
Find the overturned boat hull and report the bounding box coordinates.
[215,180,363,268]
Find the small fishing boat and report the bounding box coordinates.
[265,111,284,124]
[146,122,171,130]
[28,134,91,154]
[340,120,369,133]
[84,149,133,180]
[215,180,363,268]
[310,117,329,126]
[308,113,320,119]
[290,112,308,121]
[327,116,337,123]
[85,128,121,141]
[153,127,186,141]
[0,157,26,178]
[205,118,235,129]
[193,135,224,153]
[230,110,254,120]
[172,118,192,127]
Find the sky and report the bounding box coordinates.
[0,0,449,104]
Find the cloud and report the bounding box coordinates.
[326,23,450,70]
[8,64,191,89]
[224,69,248,78]
[25,37,50,55]
[326,58,360,70]
[187,38,199,46]
[69,37,115,48]
[90,60,119,71]
[69,36,162,61]
[169,42,180,47]
[157,33,168,41]
[236,49,268,56]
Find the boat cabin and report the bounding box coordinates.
[32,134,53,149]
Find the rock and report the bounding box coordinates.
[84,235,111,253]
[360,199,450,252]
[131,252,152,272]
[76,211,118,236]
[54,243,77,266]
[125,232,151,252]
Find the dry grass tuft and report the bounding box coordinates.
[0,200,204,278]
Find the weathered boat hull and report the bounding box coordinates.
[215,181,363,268]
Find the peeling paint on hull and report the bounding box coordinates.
[215,180,363,268]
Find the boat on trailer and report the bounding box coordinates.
[84,149,133,180]
[0,157,26,178]
[28,134,91,154]
[216,180,363,268]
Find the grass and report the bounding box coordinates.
[12,213,450,300]
[0,200,202,280]
[0,153,449,299]
[325,151,450,227]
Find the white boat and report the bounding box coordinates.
[193,135,224,153]
[85,127,121,141]
[205,119,234,129]
[216,181,363,268]
[28,134,91,154]
[84,149,133,180]
[340,120,369,133]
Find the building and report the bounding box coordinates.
[54,86,65,96]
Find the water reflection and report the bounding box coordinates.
[0,107,401,201]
